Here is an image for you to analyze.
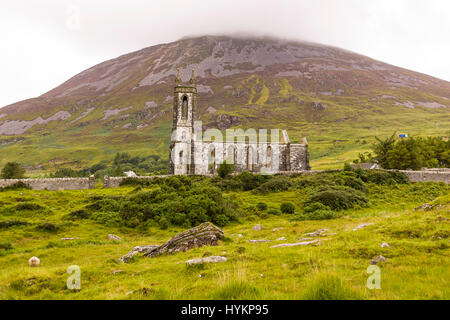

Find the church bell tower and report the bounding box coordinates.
[169,68,197,175]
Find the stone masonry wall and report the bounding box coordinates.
[0,176,95,190]
[103,175,167,188]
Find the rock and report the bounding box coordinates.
[253,224,263,231]
[352,223,374,231]
[61,237,80,241]
[272,228,283,231]
[186,256,227,265]
[143,222,224,258]
[305,229,329,237]
[271,240,320,248]
[414,203,434,211]
[231,234,243,237]
[296,237,314,241]
[111,270,123,275]
[380,242,390,248]
[119,245,159,263]
[108,234,122,241]
[276,237,287,241]
[28,256,40,267]
[124,171,137,177]
[247,239,272,243]
[370,255,387,265]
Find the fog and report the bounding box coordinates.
[1,0,449,107]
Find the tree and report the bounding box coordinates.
[217,160,234,179]
[1,162,26,179]
[372,132,397,168]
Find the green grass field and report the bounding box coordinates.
[0,173,448,300]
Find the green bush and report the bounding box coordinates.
[256,202,268,211]
[0,181,31,192]
[217,161,234,179]
[360,170,409,185]
[0,220,31,229]
[252,176,293,194]
[65,209,90,220]
[14,202,46,211]
[0,242,14,250]
[267,209,281,216]
[84,178,238,229]
[280,202,295,214]
[37,222,58,232]
[295,202,338,221]
[305,187,368,211]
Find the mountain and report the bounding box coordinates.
[0,35,449,172]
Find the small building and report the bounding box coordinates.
[168,70,310,175]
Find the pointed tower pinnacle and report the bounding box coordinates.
[175,67,181,85]
[189,69,196,86]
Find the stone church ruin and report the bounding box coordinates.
[169,69,310,175]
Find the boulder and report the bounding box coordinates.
[108,234,122,241]
[186,256,227,265]
[143,222,224,258]
[352,223,374,231]
[119,245,159,263]
[28,256,40,267]
[253,224,263,231]
[380,242,390,248]
[270,240,319,248]
[305,229,329,237]
[370,255,387,265]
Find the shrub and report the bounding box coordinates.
[295,202,337,221]
[84,178,238,229]
[14,202,46,211]
[361,170,409,185]
[1,162,26,179]
[37,222,58,232]
[65,209,90,220]
[252,176,293,194]
[256,202,268,211]
[280,202,295,214]
[0,220,31,229]
[0,242,14,250]
[217,161,234,179]
[158,216,169,229]
[305,187,368,211]
[0,181,31,192]
[343,162,353,172]
[267,209,281,216]
[235,172,268,191]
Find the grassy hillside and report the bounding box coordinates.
[0,172,448,299]
[1,35,449,174]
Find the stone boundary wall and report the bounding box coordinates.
[103,169,449,188]
[103,175,168,188]
[0,176,95,190]
[400,170,450,183]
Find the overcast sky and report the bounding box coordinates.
[1,0,449,108]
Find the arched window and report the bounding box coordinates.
[267,146,272,169]
[227,145,236,165]
[179,150,183,165]
[247,146,253,171]
[181,96,188,120]
[208,146,216,172]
